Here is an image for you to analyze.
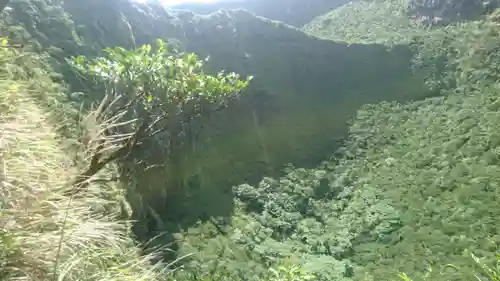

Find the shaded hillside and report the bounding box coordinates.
[170,0,349,27]
[1,0,433,236]
[164,8,431,197]
[171,75,500,281]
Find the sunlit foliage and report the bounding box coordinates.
[1,1,500,281]
[302,0,425,45]
[0,36,171,281]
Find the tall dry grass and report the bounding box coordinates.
[0,41,170,281]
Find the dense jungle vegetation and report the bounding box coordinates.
[1,0,500,280]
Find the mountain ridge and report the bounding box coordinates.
[169,0,350,27]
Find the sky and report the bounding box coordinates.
[135,0,220,6]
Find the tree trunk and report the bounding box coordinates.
[0,0,10,13]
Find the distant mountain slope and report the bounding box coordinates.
[302,0,426,45]
[408,0,499,24]
[302,0,499,46]
[170,0,349,27]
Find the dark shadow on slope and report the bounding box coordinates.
[3,0,440,266]
[117,9,438,264]
[171,9,437,195]
[115,121,239,263]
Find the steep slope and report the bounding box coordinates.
[1,0,433,234]
[173,78,500,281]
[170,0,349,27]
[164,9,431,213]
[0,38,168,281]
[168,13,500,279]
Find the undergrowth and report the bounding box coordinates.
[0,38,171,281]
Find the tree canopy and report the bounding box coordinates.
[68,39,252,192]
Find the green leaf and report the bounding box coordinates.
[69,40,251,139]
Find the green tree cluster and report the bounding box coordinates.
[66,39,251,240]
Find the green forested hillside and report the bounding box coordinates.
[174,80,500,281]
[1,0,432,237]
[407,0,499,24]
[302,0,500,45]
[1,0,500,281]
[166,6,500,280]
[302,0,424,45]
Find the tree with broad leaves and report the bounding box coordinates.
[67,39,252,194]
